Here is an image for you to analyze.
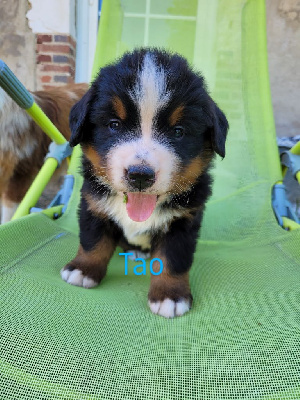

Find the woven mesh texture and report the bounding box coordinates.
[1,0,300,399]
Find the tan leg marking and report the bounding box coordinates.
[148,252,192,318]
[61,237,116,288]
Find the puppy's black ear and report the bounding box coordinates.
[69,88,93,147]
[207,101,229,158]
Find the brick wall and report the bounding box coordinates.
[36,34,76,90]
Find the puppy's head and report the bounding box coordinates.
[70,49,229,222]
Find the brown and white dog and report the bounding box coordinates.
[0,83,88,223]
[61,49,229,318]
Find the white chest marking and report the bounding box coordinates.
[93,193,183,250]
[130,52,170,140]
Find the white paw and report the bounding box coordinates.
[127,250,150,260]
[148,298,191,318]
[60,268,98,288]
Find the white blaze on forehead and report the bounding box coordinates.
[106,53,178,197]
[131,52,170,139]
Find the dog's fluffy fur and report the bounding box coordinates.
[61,49,229,318]
[0,83,88,223]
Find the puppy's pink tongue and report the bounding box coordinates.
[126,193,157,222]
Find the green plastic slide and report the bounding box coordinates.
[1,0,300,398]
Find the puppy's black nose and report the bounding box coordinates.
[126,165,155,190]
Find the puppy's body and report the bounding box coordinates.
[0,83,88,223]
[61,49,229,318]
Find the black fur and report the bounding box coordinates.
[79,195,121,252]
[69,49,228,159]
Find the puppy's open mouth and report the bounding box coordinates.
[124,192,158,222]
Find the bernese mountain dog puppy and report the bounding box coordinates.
[61,48,229,318]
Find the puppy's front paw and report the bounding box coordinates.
[148,268,192,318]
[60,266,99,288]
[148,297,192,318]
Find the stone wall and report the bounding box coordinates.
[0,0,76,91]
[0,0,36,90]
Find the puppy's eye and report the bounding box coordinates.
[174,126,184,139]
[109,120,121,131]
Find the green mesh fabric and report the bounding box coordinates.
[1,0,300,399]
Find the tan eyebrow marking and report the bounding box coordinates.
[112,96,127,120]
[169,104,184,126]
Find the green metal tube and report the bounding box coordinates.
[12,158,58,220]
[26,102,66,145]
[0,62,66,145]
